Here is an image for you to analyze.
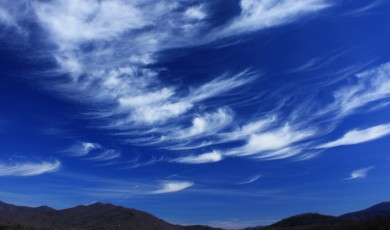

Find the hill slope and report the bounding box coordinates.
[1,201,390,230]
[0,201,220,230]
[340,202,390,221]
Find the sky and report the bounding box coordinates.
[0,0,390,228]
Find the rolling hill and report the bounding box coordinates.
[1,201,390,230]
[0,201,221,230]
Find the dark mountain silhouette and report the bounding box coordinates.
[339,202,390,221]
[245,213,350,230]
[0,201,221,230]
[246,202,390,230]
[0,200,54,213]
[269,213,345,227]
[1,201,390,230]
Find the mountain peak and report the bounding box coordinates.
[340,201,390,221]
[0,200,220,230]
[269,213,345,228]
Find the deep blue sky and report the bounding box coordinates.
[1,0,390,228]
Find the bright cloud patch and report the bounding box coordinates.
[230,125,315,157]
[329,62,390,117]
[90,150,121,161]
[346,167,374,180]
[66,142,100,156]
[318,124,390,149]
[3,0,390,166]
[219,0,330,37]
[237,175,262,185]
[174,151,223,164]
[0,160,61,176]
[33,0,148,43]
[151,181,194,194]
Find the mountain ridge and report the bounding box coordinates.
[0,200,222,230]
[339,202,390,221]
[1,201,390,230]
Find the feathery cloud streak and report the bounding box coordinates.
[217,0,330,37]
[5,1,390,165]
[346,167,374,180]
[64,142,101,156]
[173,151,223,164]
[151,181,194,194]
[318,124,390,149]
[0,160,61,176]
[237,175,262,185]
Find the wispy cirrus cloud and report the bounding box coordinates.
[0,160,61,176]
[168,108,234,142]
[89,149,121,161]
[217,0,330,37]
[173,151,223,164]
[64,142,101,157]
[237,174,262,185]
[0,4,27,35]
[122,59,390,163]
[33,0,148,44]
[317,124,390,149]
[6,0,390,166]
[227,124,315,158]
[343,0,386,17]
[151,181,194,194]
[20,0,330,128]
[346,167,374,180]
[321,62,390,119]
[65,141,121,162]
[0,7,15,27]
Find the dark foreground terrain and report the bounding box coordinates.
[247,202,390,230]
[0,201,221,230]
[0,201,389,230]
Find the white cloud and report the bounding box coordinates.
[318,124,390,149]
[255,146,303,160]
[151,181,194,194]
[90,149,121,161]
[174,108,233,140]
[184,5,207,20]
[0,5,25,34]
[67,142,100,156]
[344,0,384,17]
[66,142,122,162]
[231,124,315,156]
[21,0,328,130]
[218,0,330,37]
[188,71,256,103]
[326,62,390,118]
[107,71,253,126]
[33,0,148,44]
[346,167,373,180]
[220,116,277,142]
[237,175,262,185]
[118,88,175,108]
[0,0,338,164]
[190,109,233,135]
[0,7,14,26]
[173,150,223,164]
[130,101,193,125]
[0,160,61,176]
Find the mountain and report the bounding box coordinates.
[247,213,390,230]
[0,201,221,230]
[0,200,54,213]
[1,201,390,230]
[246,202,390,230]
[245,213,350,230]
[340,202,390,221]
[266,213,348,228]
